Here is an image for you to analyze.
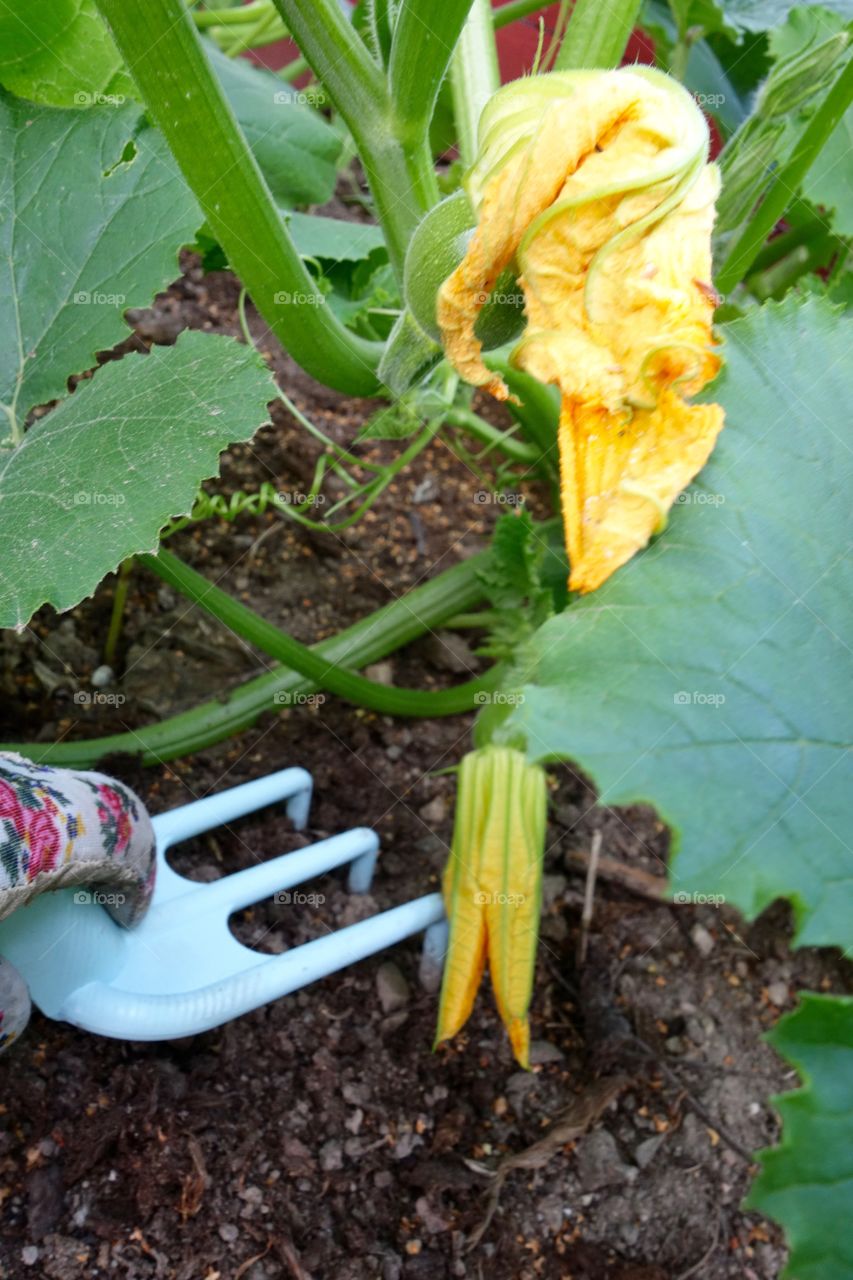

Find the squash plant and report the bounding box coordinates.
[0,1,851,1272]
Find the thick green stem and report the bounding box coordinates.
[96,0,381,395]
[142,550,497,716]
[3,552,492,768]
[389,0,474,177]
[271,0,385,115]
[451,0,500,167]
[273,0,434,275]
[554,0,641,70]
[716,57,853,296]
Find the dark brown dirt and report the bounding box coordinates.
[1,260,849,1280]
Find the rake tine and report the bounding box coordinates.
[155,828,380,921]
[152,767,313,849]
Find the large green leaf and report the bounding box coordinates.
[647,0,853,41]
[748,994,853,1280]
[0,330,277,629]
[284,211,385,263]
[204,42,341,208]
[0,0,133,108]
[0,93,200,442]
[502,296,853,949]
[721,0,853,33]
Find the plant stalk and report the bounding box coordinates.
[450,0,501,168]
[272,0,437,274]
[554,0,641,70]
[141,550,498,716]
[3,550,493,769]
[96,0,381,395]
[389,0,475,168]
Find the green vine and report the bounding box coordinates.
[142,548,501,718]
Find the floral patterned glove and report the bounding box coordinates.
[0,752,156,1052]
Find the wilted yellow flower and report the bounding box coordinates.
[438,66,724,593]
[436,746,547,1067]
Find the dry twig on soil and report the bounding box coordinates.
[465,1074,630,1251]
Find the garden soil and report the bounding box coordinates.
[1,256,849,1280]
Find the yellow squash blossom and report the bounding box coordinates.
[438,66,724,593]
[436,746,547,1067]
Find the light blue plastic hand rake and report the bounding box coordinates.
[0,768,448,1041]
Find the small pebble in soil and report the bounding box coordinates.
[415,832,445,858]
[218,1223,239,1244]
[365,661,394,685]
[766,980,789,1007]
[90,664,114,688]
[635,1135,666,1168]
[345,1107,364,1134]
[320,1139,344,1172]
[21,1247,39,1268]
[393,1130,423,1160]
[690,922,716,956]
[416,1194,451,1235]
[541,873,568,908]
[575,1130,638,1190]
[419,794,448,825]
[528,1039,564,1064]
[537,1192,565,1234]
[422,630,480,674]
[541,913,570,942]
[686,1012,715,1044]
[412,475,439,503]
[376,961,410,1014]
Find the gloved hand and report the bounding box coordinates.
[0,752,156,1053]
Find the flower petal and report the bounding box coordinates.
[437,72,656,399]
[558,393,725,593]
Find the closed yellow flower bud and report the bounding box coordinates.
[436,746,546,1068]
